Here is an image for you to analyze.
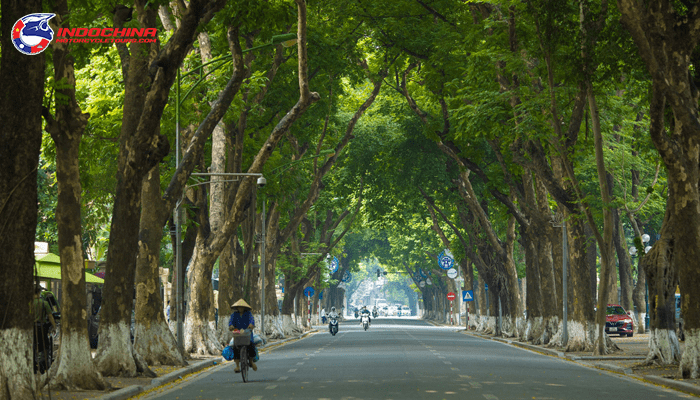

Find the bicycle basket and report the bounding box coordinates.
[232,333,251,346]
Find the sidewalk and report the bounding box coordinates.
[37,329,318,400]
[455,326,700,397]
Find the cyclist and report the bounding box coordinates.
[228,299,257,372]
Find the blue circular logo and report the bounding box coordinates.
[12,14,55,55]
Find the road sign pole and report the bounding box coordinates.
[466,303,469,330]
[450,300,454,325]
[308,294,311,328]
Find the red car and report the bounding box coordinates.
[605,304,634,337]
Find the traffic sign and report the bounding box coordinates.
[447,268,458,279]
[447,292,456,301]
[342,270,352,283]
[419,281,426,288]
[426,278,432,285]
[303,287,314,297]
[485,283,488,291]
[462,290,474,302]
[328,256,339,273]
[319,291,323,300]
[438,249,455,270]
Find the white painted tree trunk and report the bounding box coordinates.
[0,329,36,399]
[547,320,619,353]
[133,320,186,366]
[680,328,700,378]
[94,322,151,377]
[184,312,222,356]
[48,332,108,390]
[549,320,594,351]
[646,328,681,365]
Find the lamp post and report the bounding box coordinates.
[174,172,264,351]
[172,34,296,351]
[629,233,651,332]
[550,212,568,346]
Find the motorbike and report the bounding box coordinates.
[361,314,370,331]
[372,310,378,319]
[354,310,359,318]
[329,316,339,336]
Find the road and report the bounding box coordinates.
[140,318,693,399]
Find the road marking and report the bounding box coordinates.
[248,397,263,400]
[451,367,460,371]
[265,385,277,389]
[288,368,297,372]
[459,375,472,379]
[483,395,499,400]
[278,376,288,381]
[303,357,310,360]
[297,362,305,365]
[469,382,482,388]
[438,356,445,359]
[443,361,452,365]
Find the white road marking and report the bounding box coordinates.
[278,376,288,381]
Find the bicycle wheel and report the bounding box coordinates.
[240,346,248,382]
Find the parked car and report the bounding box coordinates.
[605,304,634,337]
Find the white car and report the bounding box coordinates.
[401,305,411,316]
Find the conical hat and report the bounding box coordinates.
[231,299,252,310]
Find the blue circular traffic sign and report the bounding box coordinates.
[303,286,315,297]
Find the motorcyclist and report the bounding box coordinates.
[372,306,378,318]
[360,306,371,325]
[328,306,339,333]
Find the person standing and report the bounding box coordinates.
[321,308,327,324]
[32,286,56,371]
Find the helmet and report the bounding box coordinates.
[331,307,336,312]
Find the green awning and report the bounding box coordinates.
[34,253,104,284]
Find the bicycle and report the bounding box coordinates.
[232,330,254,382]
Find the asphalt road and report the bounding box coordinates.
[140,317,693,399]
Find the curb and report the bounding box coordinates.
[96,330,317,400]
[642,374,700,396]
[460,329,700,397]
[96,359,218,400]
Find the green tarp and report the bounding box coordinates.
[35,253,104,284]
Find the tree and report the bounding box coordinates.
[40,0,109,389]
[0,0,47,397]
[182,0,320,354]
[617,1,700,374]
[96,0,229,377]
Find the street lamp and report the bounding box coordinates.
[173,172,263,351]
[629,233,652,332]
[172,34,296,350]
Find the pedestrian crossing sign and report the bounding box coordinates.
[462,290,474,302]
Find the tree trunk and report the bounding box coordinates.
[559,215,596,351]
[0,0,46,396]
[617,0,700,378]
[133,166,186,366]
[614,209,634,314]
[42,5,109,388]
[642,192,681,365]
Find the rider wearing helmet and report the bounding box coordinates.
[360,306,371,325]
